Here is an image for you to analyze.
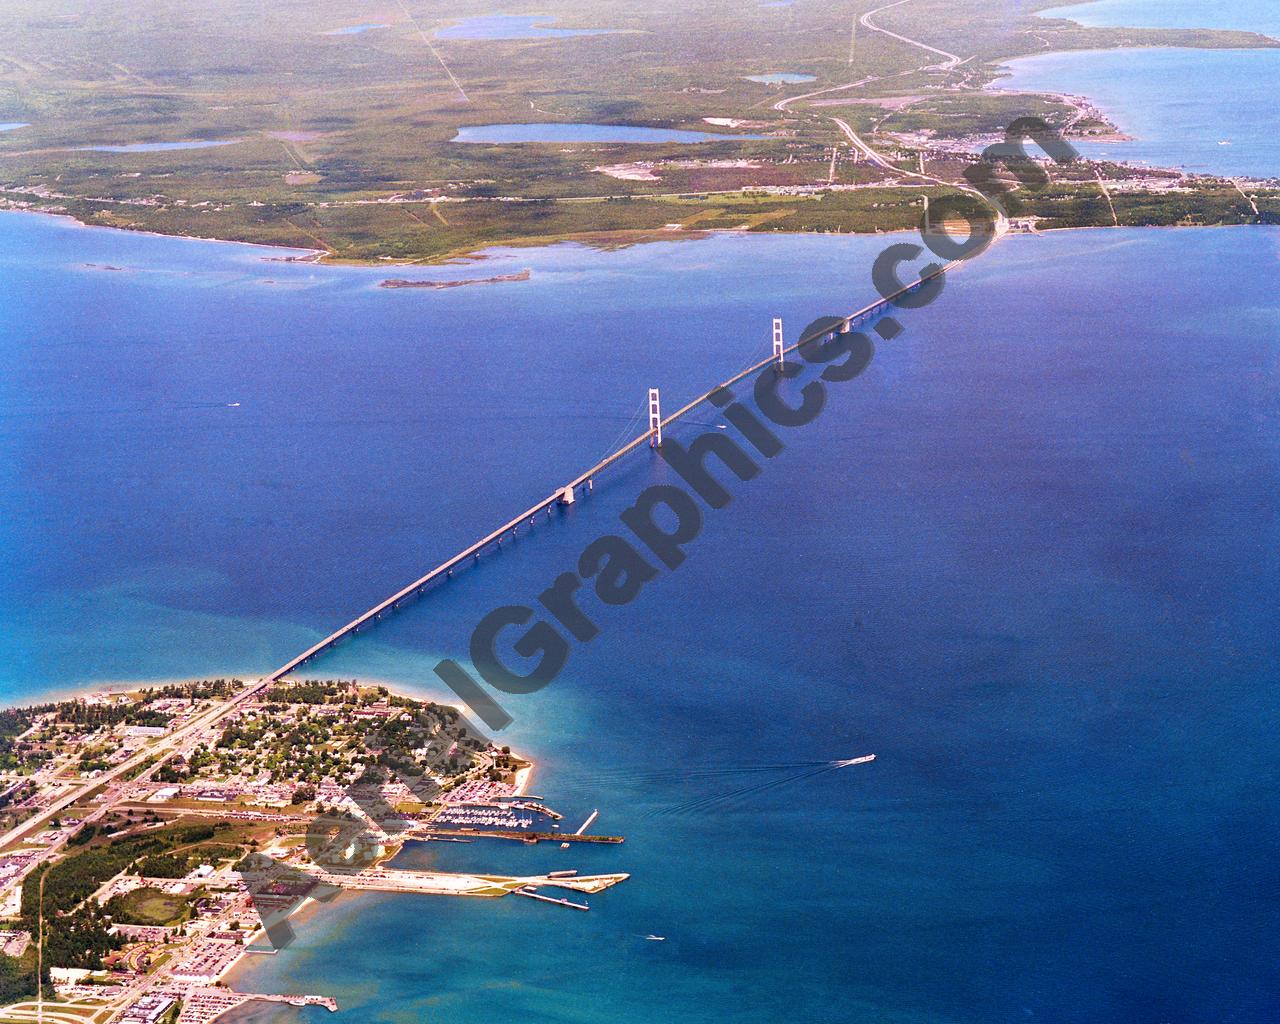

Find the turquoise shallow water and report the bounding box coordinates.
[5,210,1279,1022]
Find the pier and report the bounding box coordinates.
[310,866,629,898]
[422,827,623,844]
[266,262,951,683]
[176,987,337,1023]
[516,888,590,911]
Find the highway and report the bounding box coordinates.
[771,0,962,116]
[0,0,1006,864]
[262,245,962,685]
[858,0,963,70]
[0,0,1007,907]
[0,679,268,873]
[771,0,1007,239]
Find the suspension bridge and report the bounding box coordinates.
[266,259,955,683]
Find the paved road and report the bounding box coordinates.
[772,0,1006,236]
[859,0,963,70]
[0,680,267,879]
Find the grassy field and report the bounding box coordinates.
[105,887,191,927]
[0,0,1274,259]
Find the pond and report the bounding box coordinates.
[75,139,243,153]
[453,123,766,144]
[322,23,389,36]
[435,15,620,39]
[745,73,816,84]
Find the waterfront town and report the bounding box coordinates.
[0,680,625,1023]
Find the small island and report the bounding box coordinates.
[379,269,532,288]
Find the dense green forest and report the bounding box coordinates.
[17,823,220,969]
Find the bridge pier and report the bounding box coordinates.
[263,258,949,692]
[772,317,784,371]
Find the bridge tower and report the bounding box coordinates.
[772,317,785,369]
[648,388,663,448]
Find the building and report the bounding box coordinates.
[0,930,30,957]
[118,993,177,1024]
[124,725,168,738]
[111,924,176,943]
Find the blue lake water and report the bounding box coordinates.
[452,123,767,144]
[745,72,816,84]
[76,139,242,153]
[997,47,1280,176]
[435,15,620,40]
[4,209,1279,1022]
[1039,0,1280,35]
[0,123,28,133]
[321,23,388,36]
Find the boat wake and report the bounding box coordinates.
[636,756,876,819]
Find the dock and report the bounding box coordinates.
[311,866,629,898]
[516,888,590,911]
[176,987,337,1023]
[421,828,623,844]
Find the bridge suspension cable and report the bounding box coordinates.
[265,260,954,682]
